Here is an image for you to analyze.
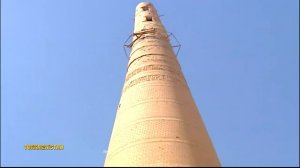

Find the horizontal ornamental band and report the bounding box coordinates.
[127,54,179,70]
[125,64,182,82]
[123,74,185,93]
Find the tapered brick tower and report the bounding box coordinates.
[104,2,220,167]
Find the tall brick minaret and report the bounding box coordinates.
[104,2,220,166]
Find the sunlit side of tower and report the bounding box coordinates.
[104,2,220,167]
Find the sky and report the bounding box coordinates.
[1,0,299,166]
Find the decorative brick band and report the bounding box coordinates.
[123,74,183,93]
[128,54,180,70]
[126,64,181,82]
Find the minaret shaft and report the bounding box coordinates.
[104,2,220,166]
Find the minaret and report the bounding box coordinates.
[104,2,221,167]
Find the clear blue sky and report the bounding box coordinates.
[1,0,299,166]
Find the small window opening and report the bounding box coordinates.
[145,16,152,21]
[141,6,149,11]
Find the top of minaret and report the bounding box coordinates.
[133,2,163,34]
[136,2,153,9]
[135,2,157,14]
